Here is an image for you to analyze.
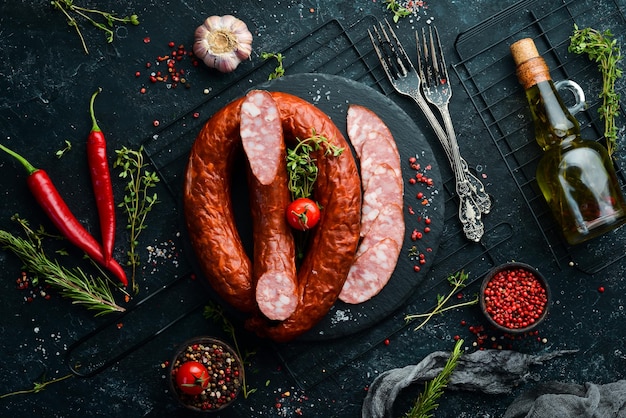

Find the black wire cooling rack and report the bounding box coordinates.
[453,0,626,275]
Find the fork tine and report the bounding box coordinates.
[416,26,449,88]
[435,26,449,82]
[382,19,414,75]
[428,27,439,81]
[368,20,416,80]
[430,26,449,85]
[416,28,428,82]
[368,26,395,81]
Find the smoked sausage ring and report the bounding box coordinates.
[184,91,362,341]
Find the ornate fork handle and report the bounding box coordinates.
[430,113,491,215]
[460,158,491,214]
[440,111,485,242]
[439,108,491,214]
[400,84,484,241]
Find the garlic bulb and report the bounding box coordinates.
[193,15,253,73]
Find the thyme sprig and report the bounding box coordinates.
[404,339,464,418]
[0,373,73,399]
[55,140,72,159]
[203,302,257,399]
[261,52,286,80]
[569,24,623,156]
[0,216,125,316]
[114,146,160,293]
[286,131,344,200]
[404,270,478,331]
[51,0,139,54]
[385,0,412,23]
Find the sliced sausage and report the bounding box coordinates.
[347,104,399,158]
[360,163,403,238]
[339,238,400,304]
[241,90,283,185]
[339,203,404,305]
[245,92,362,342]
[242,90,298,321]
[340,104,405,305]
[355,203,404,256]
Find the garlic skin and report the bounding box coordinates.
[193,15,253,73]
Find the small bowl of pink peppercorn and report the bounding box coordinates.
[480,262,550,334]
[169,336,244,412]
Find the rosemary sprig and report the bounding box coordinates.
[385,0,412,23]
[51,0,139,54]
[404,271,478,331]
[405,339,464,418]
[286,131,344,200]
[569,24,623,156]
[261,52,286,80]
[0,217,125,316]
[114,146,160,294]
[203,302,257,398]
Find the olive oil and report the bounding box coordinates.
[511,38,626,245]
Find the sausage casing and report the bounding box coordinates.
[184,91,362,340]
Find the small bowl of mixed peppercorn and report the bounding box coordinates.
[169,336,244,412]
[480,262,551,334]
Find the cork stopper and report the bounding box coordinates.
[510,38,551,89]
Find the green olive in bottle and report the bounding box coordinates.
[511,38,626,245]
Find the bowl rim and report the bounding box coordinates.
[168,336,244,413]
[479,261,551,334]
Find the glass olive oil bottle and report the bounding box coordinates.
[510,38,626,245]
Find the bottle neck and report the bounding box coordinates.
[526,79,580,150]
[511,39,582,150]
[516,56,551,90]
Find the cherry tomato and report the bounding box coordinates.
[285,198,321,231]
[175,361,210,395]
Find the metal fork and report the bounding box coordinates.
[416,26,492,216]
[368,20,485,242]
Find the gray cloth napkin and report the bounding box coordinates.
[362,349,577,418]
[503,380,626,418]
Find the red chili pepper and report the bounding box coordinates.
[88,88,116,264]
[0,143,128,287]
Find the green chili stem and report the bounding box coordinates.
[0,143,38,175]
[89,87,102,132]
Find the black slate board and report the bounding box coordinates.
[252,73,445,340]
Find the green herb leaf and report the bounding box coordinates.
[385,0,412,22]
[569,24,623,156]
[404,339,464,418]
[404,271,478,330]
[114,145,160,293]
[55,140,72,159]
[0,373,73,399]
[286,130,344,200]
[51,0,140,54]
[261,52,286,80]
[0,216,125,316]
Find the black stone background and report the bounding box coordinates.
[1,0,626,417]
